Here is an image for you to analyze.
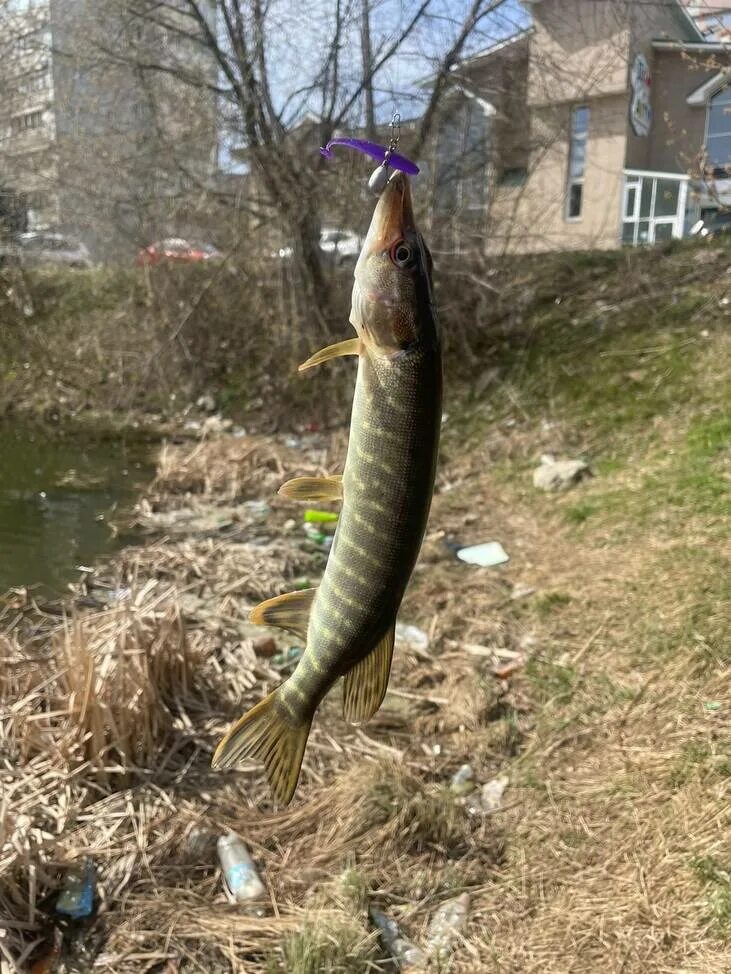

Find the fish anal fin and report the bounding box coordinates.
[278,475,343,502]
[250,588,316,640]
[298,338,361,373]
[212,688,311,805]
[342,623,396,724]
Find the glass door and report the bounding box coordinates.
[621,171,688,246]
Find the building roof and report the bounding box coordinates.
[525,0,706,42]
[416,27,532,87]
[653,38,731,49]
[686,69,731,102]
[454,27,534,69]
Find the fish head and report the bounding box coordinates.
[350,171,437,357]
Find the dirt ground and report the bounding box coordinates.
[1,242,729,972]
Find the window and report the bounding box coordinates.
[706,85,731,173]
[566,106,589,220]
[499,167,528,187]
[18,69,50,95]
[10,110,44,135]
[26,191,48,211]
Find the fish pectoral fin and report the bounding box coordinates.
[249,588,316,640]
[342,622,396,724]
[298,338,362,373]
[278,475,343,502]
[212,686,311,805]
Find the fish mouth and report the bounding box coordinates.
[367,171,416,253]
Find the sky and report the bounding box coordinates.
[219,0,531,172]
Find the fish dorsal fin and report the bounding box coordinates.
[278,475,343,502]
[249,588,316,640]
[342,623,396,724]
[298,338,362,373]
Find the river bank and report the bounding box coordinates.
[1,237,729,972]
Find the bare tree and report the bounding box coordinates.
[86,0,510,323]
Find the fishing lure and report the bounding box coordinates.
[320,113,420,193]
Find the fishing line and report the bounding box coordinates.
[368,111,402,192]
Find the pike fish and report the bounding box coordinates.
[212,172,442,804]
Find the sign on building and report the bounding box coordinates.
[630,54,652,137]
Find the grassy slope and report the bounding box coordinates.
[236,239,730,972]
[412,239,730,971]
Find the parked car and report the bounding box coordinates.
[319,228,363,266]
[689,210,731,238]
[274,228,364,267]
[0,231,93,269]
[136,238,223,266]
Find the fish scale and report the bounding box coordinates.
[212,171,442,804]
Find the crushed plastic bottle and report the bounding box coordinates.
[481,776,509,812]
[243,500,271,520]
[370,907,426,968]
[303,522,334,551]
[394,622,429,654]
[450,764,475,796]
[217,832,266,903]
[271,646,303,670]
[56,858,95,919]
[303,509,339,524]
[425,892,470,961]
[456,541,509,567]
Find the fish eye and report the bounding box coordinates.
[389,239,414,268]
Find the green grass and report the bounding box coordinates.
[533,591,572,615]
[266,920,378,974]
[563,501,600,524]
[691,857,731,931]
[525,658,577,705]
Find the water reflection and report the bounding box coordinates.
[0,426,152,595]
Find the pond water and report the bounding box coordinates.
[0,425,153,596]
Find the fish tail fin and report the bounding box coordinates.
[212,688,312,805]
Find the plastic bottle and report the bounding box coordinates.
[425,892,470,960]
[56,858,95,919]
[217,832,266,903]
[370,907,426,968]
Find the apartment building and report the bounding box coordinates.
[0,1,58,231]
[0,0,218,257]
[431,0,731,253]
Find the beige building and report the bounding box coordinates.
[0,1,58,231]
[431,0,731,253]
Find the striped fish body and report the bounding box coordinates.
[281,339,442,714]
[213,171,441,804]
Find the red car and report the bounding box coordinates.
[136,237,223,266]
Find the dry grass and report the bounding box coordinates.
[2,423,724,973]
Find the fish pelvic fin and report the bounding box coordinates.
[249,588,317,641]
[212,688,311,805]
[342,622,396,723]
[278,475,343,502]
[298,338,362,373]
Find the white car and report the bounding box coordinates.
[318,228,363,265]
[275,228,364,267]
